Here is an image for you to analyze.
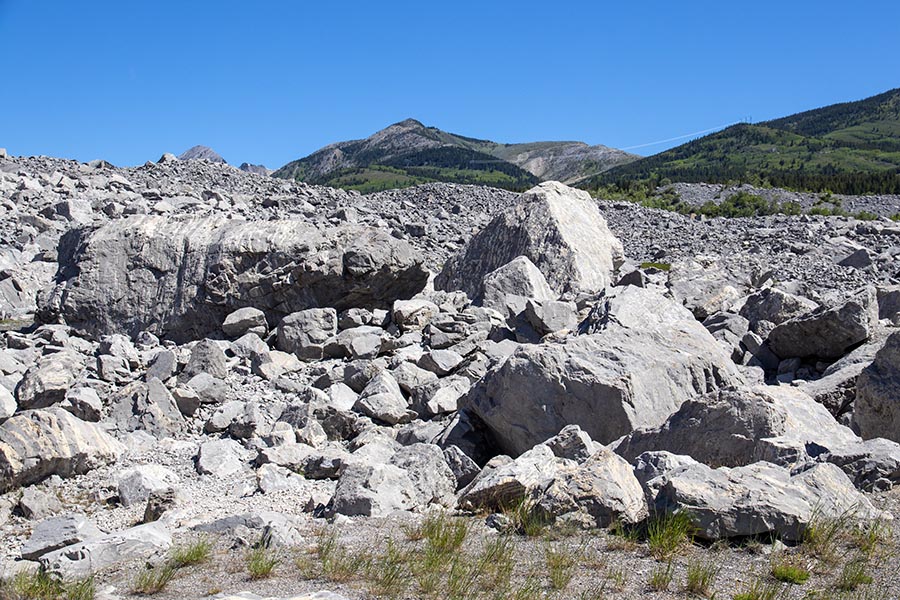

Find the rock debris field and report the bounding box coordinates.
[1,151,900,599]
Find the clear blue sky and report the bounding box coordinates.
[1,1,898,168]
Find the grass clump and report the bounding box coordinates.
[246,546,280,580]
[1,571,95,600]
[732,577,786,600]
[835,558,873,591]
[684,559,718,597]
[502,498,549,537]
[647,560,674,591]
[132,564,176,595]
[169,538,212,569]
[647,511,695,559]
[801,506,856,563]
[770,555,810,584]
[366,540,409,598]
[316,529,369,583]
[544,543,579,590]
[606,518,640,552]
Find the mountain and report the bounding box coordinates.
[178,145,226,163]
[273,119,636,193]
[239,162,271,176]
[583,88,900,195]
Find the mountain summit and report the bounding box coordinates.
[178,145,226,164]
[273,120,636,192]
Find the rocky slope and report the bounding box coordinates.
[2,150,900,599]
[177,146,226,164]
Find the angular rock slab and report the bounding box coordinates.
[436,181,624,301]
[46,216,428,342]
[0,408,125,493]
[615,385,858,468]
[465,287,743,455]
[652,461,881,541]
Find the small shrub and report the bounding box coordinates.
[770,555,810,584]
[132,564,176,595]
[169,538,212,568]
[648,511,695,559]
[544,543,579,590]
[684,559,718,597]
[835,558,873,591]
[246,546,279,580]
[732,577,786,600]
[647,560,674,591]
[854,210,879,221]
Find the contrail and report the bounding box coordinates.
[619,121,742,151]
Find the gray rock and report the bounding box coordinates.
[196,439,246,478]
[442,445,481,489]
[481,256,556,314]
[145,349,177,382]
[183,339,229,380]
[667,257,746,320]
[58,386,102,422]
[465,287,743,455]
[15,352,83,410]
[0,408,124,493]
[353,372,414,425]
[437,182,624,301]
[278,309,338,361]
[523,299,578,336]
[392,299,440,332]
[616,385,858,468]
[652,461,881,541]
[21,514,104,560]
[17,487,63,520]
[331,463,418,517]
[823,437,900,491]
[418,349,464,376]
[46,216,427,342]
[390,361,438,394]
[40,522,171,579]
[459,445,563,509]
[390,443,457,507]
[117,465,178,507]
[532,448,648,527]
[109,378,185,437]
[223,307,267,338]
[767,288,878,359]
[0,385,16,421]
[545,425,596,463]
[739,288,819,327]
[853,330,900,442]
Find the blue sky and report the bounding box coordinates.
[1,1,898,168]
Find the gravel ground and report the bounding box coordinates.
[60,487,899,599]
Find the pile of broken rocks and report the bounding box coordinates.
[2,152,900,598]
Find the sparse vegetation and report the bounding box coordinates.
[639,261,671,271]
[647,560,675,591]
[502,498,549,537]
[732,577,787,600]
[835,558,874,591]
[169,538,212,569]
[246,546,280,580]
[544,543,579,590]
[132,564,176,595]
[684,559,719,597]
[647,511,695,559]
[770,555,810,584]
[0,571,95,600]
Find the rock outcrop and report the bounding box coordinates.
[45,216,428,341]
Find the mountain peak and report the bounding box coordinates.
[178,145,226,164]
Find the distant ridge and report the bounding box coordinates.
[273,119,636,193]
